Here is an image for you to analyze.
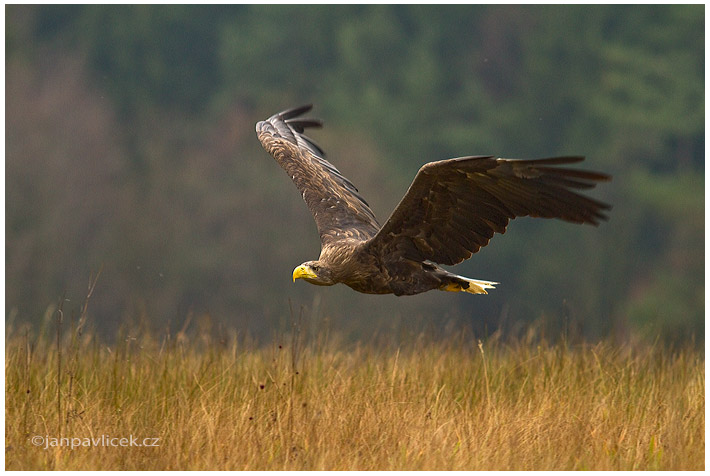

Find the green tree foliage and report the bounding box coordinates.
[5,5,704,345]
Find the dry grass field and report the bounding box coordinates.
[5,314,704,470]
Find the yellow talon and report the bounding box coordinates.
[440,282,463,293]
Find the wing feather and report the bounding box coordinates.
[367,155,610,266]
[256,105,380,245]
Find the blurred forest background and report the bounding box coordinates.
[5,5,704,346]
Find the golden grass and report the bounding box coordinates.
[5,321,704,470]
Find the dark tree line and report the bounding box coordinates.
[6,5,704,345]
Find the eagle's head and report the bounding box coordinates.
[292,261,335,286]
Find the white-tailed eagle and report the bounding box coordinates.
[257,105,610,296]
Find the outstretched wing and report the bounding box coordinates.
[256,105,380,246]
[367,155,611,266]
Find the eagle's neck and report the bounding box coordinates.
[319,239,371,283]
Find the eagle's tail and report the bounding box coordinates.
[440,275,498,295]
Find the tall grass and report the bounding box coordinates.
[5,312,704,470]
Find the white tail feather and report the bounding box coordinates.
[462,277,498,294]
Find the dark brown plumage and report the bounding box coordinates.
[256,105,611,296]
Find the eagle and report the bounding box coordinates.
[256,105,610,296]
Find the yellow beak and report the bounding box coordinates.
[293,265,318,282]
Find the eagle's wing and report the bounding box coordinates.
[256,105,380,246]
[367,155,611,266]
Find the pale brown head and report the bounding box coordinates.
[292,260,335,286]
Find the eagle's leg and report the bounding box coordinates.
[439,275,498,295]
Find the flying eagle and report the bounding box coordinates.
[256,105,610,296]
